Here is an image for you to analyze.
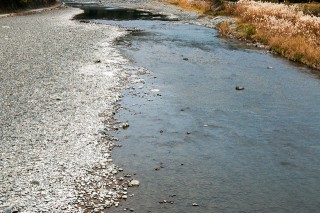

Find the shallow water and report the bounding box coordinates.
[78,9,320,212]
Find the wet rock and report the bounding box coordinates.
[129,180,140,186]
[122,122,129,129]
[235,86,245,91]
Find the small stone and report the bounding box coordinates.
[3,208,12,213]
[122,122,129,129]
[235,86,245,91]
[122,195,128,199]
[94,59,101,63]
[130,208,134,212]
[267,66,273,69]
[183,58,189,61]
[30,180,40,185]
[192,203,199,206]
[129,180,140,186]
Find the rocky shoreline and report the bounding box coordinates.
[0,6,139,212]
[0,1,236,212]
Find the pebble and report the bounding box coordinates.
[129,180,140,186]
[192,203,199,206]
[150,89,160,92]
[235,86,245,90]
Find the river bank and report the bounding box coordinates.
[162,0,320,70]
[0,7,132,212]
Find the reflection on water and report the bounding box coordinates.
[77,10,320,212]
[74,7,170,21]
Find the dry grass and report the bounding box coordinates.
[164,0,215,12]
[222,0,320,69]
[296,2,320,16]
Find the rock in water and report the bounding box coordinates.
[130,180,140,186]
[235,86,244,91]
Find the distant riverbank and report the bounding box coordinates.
[0,0,57,14]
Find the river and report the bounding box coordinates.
[76,7,320,213]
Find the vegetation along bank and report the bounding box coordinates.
[0,0,57,14]
[164,0,320,70]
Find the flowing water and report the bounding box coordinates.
[76,7,320,213]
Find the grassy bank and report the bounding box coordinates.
[163,0,320,70]
[220,0,320,70]
[163,0,222,12]
[0,0,56,14]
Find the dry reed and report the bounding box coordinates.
[224,0,320,69]
[165,0,214,12]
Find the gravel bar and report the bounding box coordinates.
[0,1,234,212]
[0,6,134,213]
